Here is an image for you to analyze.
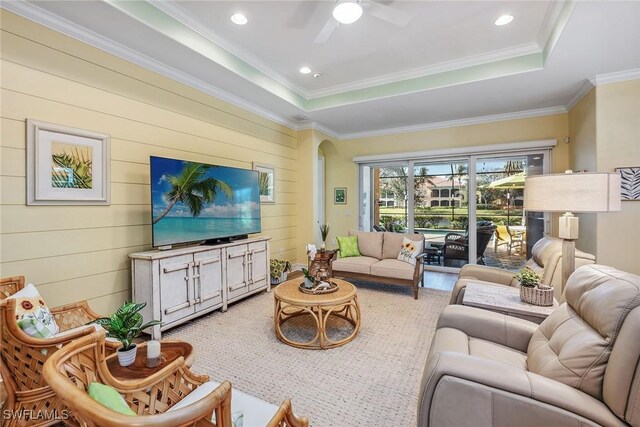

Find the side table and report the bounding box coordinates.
[106,340,194,380]
[308,249,337,277]
[462,282,558,324]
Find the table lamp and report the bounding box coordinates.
[524,170,621,287]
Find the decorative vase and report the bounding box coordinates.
[117,343,137,367]
[303,277,315,289]
[520,285,553,306]
[271,271,288,285]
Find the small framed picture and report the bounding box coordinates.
[616,167,640,200]
[26,119,110,205]
[253,162,275,204]
[334,187,347,204]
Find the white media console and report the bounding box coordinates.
[130,236,270,339]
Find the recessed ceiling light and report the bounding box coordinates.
[333,1,363,24]
[299,67,312,74]
[313,73,321,78]
[495,15,514,26]
[230,13,248,25]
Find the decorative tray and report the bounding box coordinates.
[298,280,339,295]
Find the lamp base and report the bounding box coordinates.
[561,238,576,290]
[559,213,579,239]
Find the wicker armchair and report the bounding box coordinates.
[442,223,497,267]
[43,330,232,427]
[0,276,118,427]
[267,400,309,427]
[0,275,25,300]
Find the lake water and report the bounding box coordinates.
[153,217,261,246]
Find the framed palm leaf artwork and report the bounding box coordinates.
[253,162,275,204]
[27,119,110,205]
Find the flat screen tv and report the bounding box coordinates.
[150,156,261,247]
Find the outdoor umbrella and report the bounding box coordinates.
[487,172,526,223]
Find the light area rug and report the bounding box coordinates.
[165,282,450,427]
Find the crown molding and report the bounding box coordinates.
[340,106,567,140]
[1,0,300,130]
[305,43,541,98]
[149,0,309,98]
[296,121,340,140]
[590,68,640,86]
[564,80,594,111]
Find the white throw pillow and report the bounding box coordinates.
[8,283,60,338]
[397,237,423,266]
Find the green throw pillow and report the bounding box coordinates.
[88,382,136,416]
[337,236,360,258]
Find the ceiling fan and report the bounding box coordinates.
[314,0,412,44]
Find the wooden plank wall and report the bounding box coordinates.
[0,11,299,313]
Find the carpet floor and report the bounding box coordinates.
[165,282,451,427]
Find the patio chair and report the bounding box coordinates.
[493,225,510,253]
[506,225,526,254]
[43,330,232,427]
[442,223,497,267]
[372,224,386,232]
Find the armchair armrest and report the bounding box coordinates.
[458,264,518,286]
[419,352,625,427]
[436,305,537,352]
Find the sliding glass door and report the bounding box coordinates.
[358,148,550,272]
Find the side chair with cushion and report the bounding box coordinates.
[0,277,119,427]
[418,264,640,427]
[43,330,232,427]
[449,236,596,304]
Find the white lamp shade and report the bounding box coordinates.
[524,172,621,212]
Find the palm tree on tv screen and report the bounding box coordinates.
[153,162,232,224]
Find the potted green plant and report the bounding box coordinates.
[91,302,160,367]
[515,267,553,306]
[319,224,330,250]
[270,259,292,285]
[301,268,315,289]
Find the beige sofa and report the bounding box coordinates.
[331,231,425,299]
[450,236,596,304]
[419,264,640,427]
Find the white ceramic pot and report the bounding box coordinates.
[117,343,137,367]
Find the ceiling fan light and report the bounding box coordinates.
[333,2,363,24]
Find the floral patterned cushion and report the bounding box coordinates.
[397,237,423,266]
[9,284,59,338]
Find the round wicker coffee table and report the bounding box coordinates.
[274,278,361,350]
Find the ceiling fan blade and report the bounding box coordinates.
[314,19,338,44]
[367,1,412,27]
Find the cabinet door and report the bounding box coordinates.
[159,255,195,324]
[248,241,268,291]
[226,244,249,300]
[194,249,223,311]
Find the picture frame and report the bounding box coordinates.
[616,167,640,201]
[27,119,110,206]
[334,187,347,204]
[253,162,275,204]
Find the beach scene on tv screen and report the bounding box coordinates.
[151,157,261,246]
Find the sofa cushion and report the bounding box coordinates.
[332,256,379,275]
[370,259,415,281]
[382,232,423,260]
[527,265,640,400]
[9,283,59,338]
[349,231,383,259]
[336,236,360,258]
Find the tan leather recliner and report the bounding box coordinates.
[419,264,640,427]
[450,236,596,304]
